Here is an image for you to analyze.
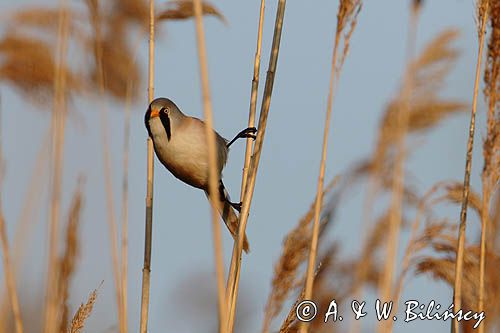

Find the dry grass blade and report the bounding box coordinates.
[84,0,125,331]
[58,179,84,333]
[191,0,227,332]
[452,2,490,332]
[44,4,70,332]
[157,0,226,23]
[378,6,421,333]
[0,107,23,333]
[262,179,337,332]
[300,2,361,332]
[68,288,98,333]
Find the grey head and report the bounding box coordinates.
[145,97,185,140]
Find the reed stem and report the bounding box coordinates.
[452,3,489,333]
[139,0,155,331]
[226,2,287,331]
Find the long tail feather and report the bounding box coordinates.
[205,183,250,253]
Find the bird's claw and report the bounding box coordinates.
[230,201,242,212]
[242,127,257,141]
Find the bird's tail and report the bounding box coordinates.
[205,181,250,253]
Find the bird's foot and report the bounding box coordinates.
[227,127,258,148]
[241,127,258,141]
[230,201,242,212]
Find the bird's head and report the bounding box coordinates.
[145,97,182,140]
[146,97,178,119]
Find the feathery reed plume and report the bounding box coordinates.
[439,182,483,218]
[300,2,361,332]
[157,0,225,23]
[139,0,155,331]
[453,2,490,332]
[225,2,287,331]
[416,237,500,331]
[58,179,84,333]
[191,0,227,331]
[262,179,337,333]
[7,7,79,31]
[68,288,98,333]
[479,1,500,328]
[392,182,456,311]
[44,3,70,332]
[350,29,463,333]
[378,6,420,332]
[0,105,23,333]
[374,29,463,171]
[0,34,81,104]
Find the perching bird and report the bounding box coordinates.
[145,97,256,253]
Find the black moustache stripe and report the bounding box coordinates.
[160,112,171,140]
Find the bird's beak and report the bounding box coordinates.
[150,108,160,118]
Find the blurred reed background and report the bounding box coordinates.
[0,0,498,332]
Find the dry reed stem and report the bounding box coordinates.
[0,130,49,327]
[300,2,361,332]
[391,182,449,312]
[0,111,23,333]
[479,1,499,331]
[378,6,420,333]
[191,0,227,331]
[225,2,287,331]
[0,213,23,333]
[120,72,133,333]
[68,288,98,333]
[44,3,69,331]
[239,0,265,204]
[84,1,125,331]
[139,0,155,331]
[225,0,265,329]
[452,2,489,332]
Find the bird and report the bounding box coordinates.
[145,97,256,253]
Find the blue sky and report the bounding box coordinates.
[0,0,489,332]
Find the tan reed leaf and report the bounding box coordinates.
[156,0,226,23]
[68,289,98,333]
[58,180,84,333]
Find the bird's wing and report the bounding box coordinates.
[190,117,229,168]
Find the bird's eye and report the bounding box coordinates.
[161,107,168,114]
